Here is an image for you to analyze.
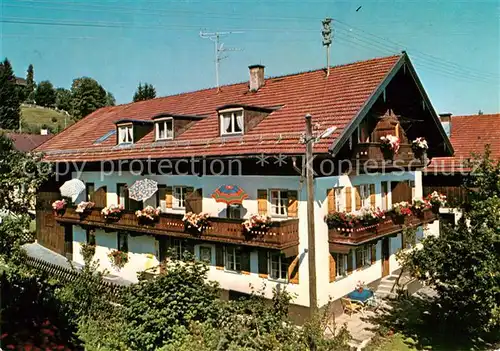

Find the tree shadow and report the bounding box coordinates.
[366,294,486,351]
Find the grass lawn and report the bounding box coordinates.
[21,105,73,133]
[365,333,418,351]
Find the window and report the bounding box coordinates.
[173,186,187,209]
[199,246,212,263]
[86,229,96,246]
[355,245,370,269]
[86,183,95,202]
[227,204,241,219]
[334,187,344,211]
[155,119,173,141]
[157,185,167,212]
[225,246,241,271]
[172,239,194,259]
[117,183,129,209]
[118,232,128,252]
[357,120,370,143]
[359,184,371,207]
[270,190,288,217]
[220,110,244,135]
[269,253,289,281]
[118,125,133,144]
[334,253,348,278]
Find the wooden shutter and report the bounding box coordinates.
[165,186,173,208]
[395,122,400,138]
[258,250,268,278]
[382,181,389,210]
[287,190,298,218]
[346,250,353,274]
[257,189,268,215]
[329,254,336,283]
[355,249,362,269]
[240,248,251,275]
[354,186,362,210]
[93,186,107,208]
[185,188,202,213]
[288,255,299,284]
[327,188,335,213]
[371,244,377,265]
[370,184,376,208]
[215,245,224,270]
[345,187,352,213]
[391,181,412,203]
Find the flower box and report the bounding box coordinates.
[108,249,128,269]
[135,206,161,224]
[182,212,210,233]
[75,201,95,215]
[101,204,124,220]
[52,199,67,216]
[242,214,272,234]
[380,134,401,159]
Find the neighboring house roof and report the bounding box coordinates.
[6,132,53,152]
[37,53,448,162]
[426,113,500,173]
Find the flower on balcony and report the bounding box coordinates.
[182,212,210,232]
[425,191,447,209]
[242,214,272,233]
[107,249,128,269]
[412,197,431,214]
[51,199,67,213]
[380,134,401,154]
[412,137,429,151]
[101,204,124,219]
[356,205,386,226]
[355,280,366,292]
[325,211,357,229]
[75,201,95,213]
[392,201,413,217]
[135,205,161,221]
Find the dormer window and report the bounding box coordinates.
[220,109,244,136]
[155,118,173,141]
[118,124,133,144]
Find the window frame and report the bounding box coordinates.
[85,183,95,202]
[359,184,371,208]
[225,246,241,272]
[356,245,370,269]
[117,124,134,144]
[334,252,348,279]
[117,232,128,253]
[219,108,244,136]
[173,186,187,209]
[334,187,344,212]
[199,245,212,263]
[155,117,174,141]
[269,252,289,282]
[269,189,288,218]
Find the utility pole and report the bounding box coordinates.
[199,31,242,92]
[322,18,333,77]
[305,114,318,317]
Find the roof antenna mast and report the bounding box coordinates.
[199,31,243,92]
[322,18,333,77]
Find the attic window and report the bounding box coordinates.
[220,109,244,136]
[155,118,173,141]
[118,125,133,144]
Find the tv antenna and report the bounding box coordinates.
[322,18,333,77]
[199,31,243,91]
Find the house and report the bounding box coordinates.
[424,113,500,229]
[35,52,452,317]
[6,132,52,152]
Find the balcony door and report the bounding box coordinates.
[381,237,390,277]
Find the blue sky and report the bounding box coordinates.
[1,0,498,115]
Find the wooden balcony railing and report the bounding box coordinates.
[328,208,436,245]
[353,143,426,170]
[423,186,470,208]
[55,208,299,250]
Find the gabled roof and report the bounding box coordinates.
[6,132,53,152]
[426,113,500,173]
[38,54,405,162]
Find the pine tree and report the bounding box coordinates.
[25,64,35,103]
[133,82,156,102]
[0,58,21,130]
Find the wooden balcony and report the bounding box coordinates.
[353,143,426,170]
[328,209,436,245]
[55,208,299,251]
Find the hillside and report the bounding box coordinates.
[20,105,73,134]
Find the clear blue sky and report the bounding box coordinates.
[1,0,498,115]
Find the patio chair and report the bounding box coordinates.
[341,297,364,316]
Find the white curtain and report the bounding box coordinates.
[119,127,126,143]
[235,112,244,132]
[222,114,231,133]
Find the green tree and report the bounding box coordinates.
[133,82,156,102]
[402,146,500,343]
[0,58,21,130]
[25,63,36,103]
[34,80,57,107]
[70,77,108,119]
[55,87,72,112]
[105,91,116,106]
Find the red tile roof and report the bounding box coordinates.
[6,132,53,152]
[37,55,402,162]
[426,113,500,173]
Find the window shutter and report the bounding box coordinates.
[354,186,362,210]
[327,189,335,213]
[381,182,389,210]
[257,189,268,215]
[184,187,196,212]
[288,255,299,284]
[329,254,336,283]
[346,250,353,274]
[240,248,251,275]
[355,249,362,269]
[258,250,268,278]
[287,190,298,217]
[93,186,107,208]
[345,187,352,213]
[165,186,173,208]
[215,245,224,270]
[370,184,376,208]
[371,244,377,265]
[395,122,400,138]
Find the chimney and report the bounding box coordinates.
[249,64,265,92]
[439,113,452,137]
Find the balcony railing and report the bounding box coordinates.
[55,208,299,250]
[353,143,426,169]
[328,208,436,245]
